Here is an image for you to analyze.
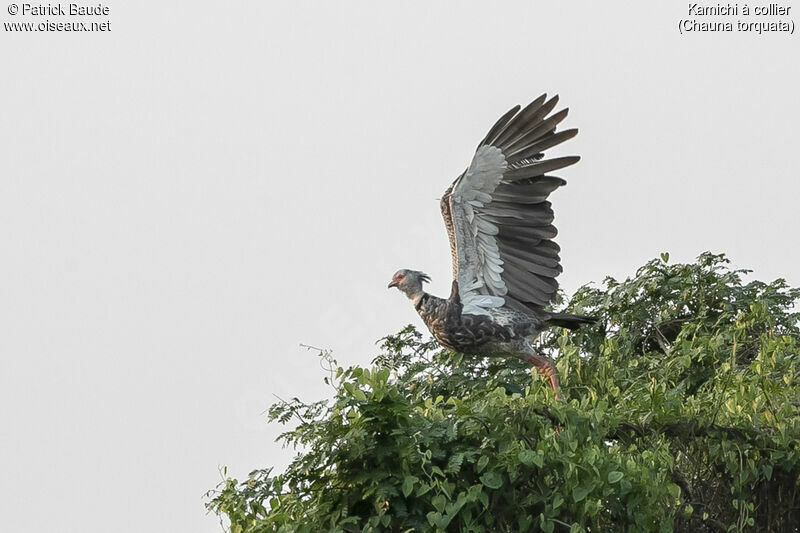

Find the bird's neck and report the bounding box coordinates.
[405,288,427,307]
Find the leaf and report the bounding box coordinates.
[607,471,624,484]
[436,513,453,528]
[552,493,564,510]
[432,494,446,513]
[445,494,466,517]
[480,471,503,489]
[667,483,681,499]
[518,449,538,467]
[540,515,555,533]
[447,453,465,473]
[416,482,432,497]
[352,388,366,401]
[402,476,417,498]
[476,456,489,473]
[572,485,591,502]
[376,368,390,383]
[479,490,489,508]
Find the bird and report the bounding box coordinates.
[388,94,595,399]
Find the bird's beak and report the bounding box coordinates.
[388,280,398,289]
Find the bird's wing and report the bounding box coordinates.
[440,94,579,316]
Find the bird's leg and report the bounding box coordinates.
[525,352,562,399]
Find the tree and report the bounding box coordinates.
[206,253,800,532]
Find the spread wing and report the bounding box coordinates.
[440,94,579,316]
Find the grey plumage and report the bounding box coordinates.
[389,95,595,398]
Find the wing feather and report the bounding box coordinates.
[490,94,548,147]
[504,157,580,181]
[508,128,579,163]
[478,105,521,148]
[440,95,579,316]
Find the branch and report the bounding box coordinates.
[531,406,774,446]
[607,418,771,444]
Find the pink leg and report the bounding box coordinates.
[526,353,562,399]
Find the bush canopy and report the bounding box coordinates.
[207,253,800,532]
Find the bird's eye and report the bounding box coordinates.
[397,274,405,280]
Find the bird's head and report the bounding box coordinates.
[388,269,430,298]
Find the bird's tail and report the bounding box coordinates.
[546,312,597,330]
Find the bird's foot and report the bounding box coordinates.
[525,354,562,399]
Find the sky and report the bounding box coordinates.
[1,1,798,531]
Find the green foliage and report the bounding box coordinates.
[207,253,800,532]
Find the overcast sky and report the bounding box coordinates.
[1,1,798,532]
